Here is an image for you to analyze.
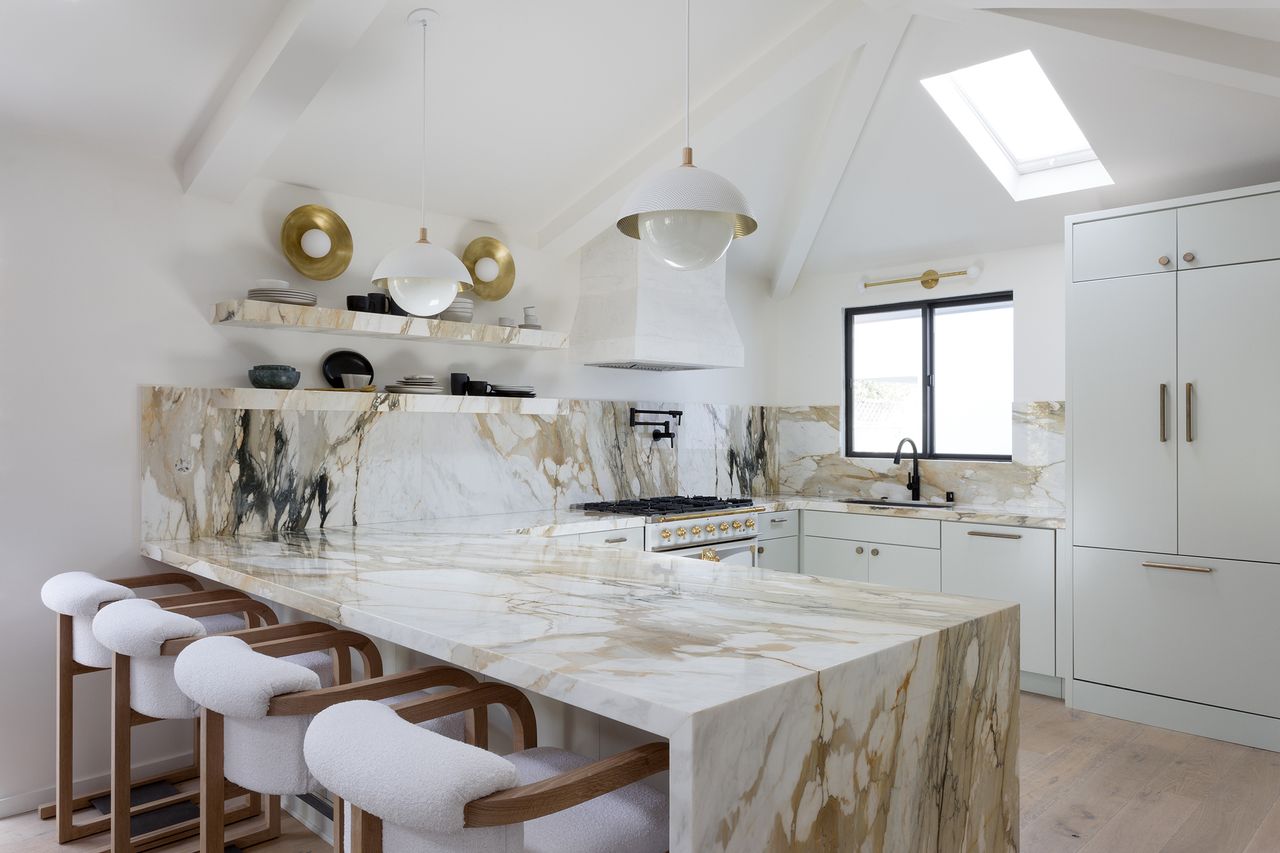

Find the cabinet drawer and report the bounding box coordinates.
[942,523,1055,675]
[802,511,939,549]
[757,510,798,540]
[1074,547,1280,718]
[756,536,798,572]
[867,543,940,592]
[1178,192,1280,270]
[577,528,644,549]
[1072,209,1176,282]
[801,536,867,581]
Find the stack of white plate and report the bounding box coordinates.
[490,383,536,398]
[438,294,475,323]
[248,285,317,306]
[385,375,446,395]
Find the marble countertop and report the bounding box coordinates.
[143,523,1014,737]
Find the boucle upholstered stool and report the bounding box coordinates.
[37,570,261,843]
[175,634,477,852]
[303,685,669,853]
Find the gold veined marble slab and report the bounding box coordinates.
[211,299,568,350]
[143,526,1018,851]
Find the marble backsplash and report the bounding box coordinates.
[140,388,1062,540]
[774,401,1066,514]
[141,387,773,540]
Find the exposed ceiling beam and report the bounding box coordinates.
[536,1,883,258]
[915,3,1280,100]
[180,0,384,201]
[769,11,911,299]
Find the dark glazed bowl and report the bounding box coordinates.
[248,365,301,389]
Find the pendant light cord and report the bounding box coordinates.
[419,18,428,232]
[684,0,690,151]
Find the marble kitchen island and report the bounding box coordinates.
[143,524,1019,852]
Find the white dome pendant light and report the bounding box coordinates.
[617,0,756,271]
[371,8,470,317]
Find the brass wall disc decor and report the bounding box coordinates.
[281,204,353,281]
[461,236,515,301]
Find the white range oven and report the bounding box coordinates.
[575,497,762,566]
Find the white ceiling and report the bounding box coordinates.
[5,1,1280,287]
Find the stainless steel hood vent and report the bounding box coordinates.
[571,229,744,371]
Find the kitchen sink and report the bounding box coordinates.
[837,497,955,509]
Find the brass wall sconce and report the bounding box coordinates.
[863,264,982,290]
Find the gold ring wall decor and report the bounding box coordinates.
[281,204,353,281]
[462,236,515,301]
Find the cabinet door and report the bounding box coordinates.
[756,536,798,572]
[1178,261,1280,563]
[866,543,941,592]
[757,511,798,540]
[1178,192,1280,270]
[1072,209,1176,282]
[1069,273,1178,552]
[1074,546,1280,718]
[801,536,868,581]
[942,523,1055,675]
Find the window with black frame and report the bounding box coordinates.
[844,292,1013,460]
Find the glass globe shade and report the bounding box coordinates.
[638,210,736,271]
[384,277,459,317]
[300,228,332,259]
[473,256,501,283]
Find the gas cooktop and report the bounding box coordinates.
[576,495,755,520]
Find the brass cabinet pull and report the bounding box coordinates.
[700,547,720,562]
[770,518,787,524]
[1159,383,1168,442]
[604,536,628,544]
[870,548,880,556]
[1158,255,1171,266]
[855,546,864,555]
[1185,383,1193,442]
[756,546,765,554]
[967,530,1022,540]
[1183,252,1196,263]
[1142,560,1213,574]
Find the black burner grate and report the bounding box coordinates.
[580,496,753,516]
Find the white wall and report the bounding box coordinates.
[0,127,778,810]
[771,243,1066,406]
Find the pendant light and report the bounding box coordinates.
[617,0,756,271]
[371,8,470,317]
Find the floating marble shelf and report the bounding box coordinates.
[199,386,561,415]
[211,299,568,351]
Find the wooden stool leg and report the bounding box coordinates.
[350,806,382,853]
[333,794,344,853]
[198,709,224,853]
[110,654,132,853]
[55,614,76,842]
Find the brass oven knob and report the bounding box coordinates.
[719,522,730,532]
[732,520,743,530]
[660,529,672,540]
[676,527,687,538]
[691,525,701,535]
[704,524,715,534]
[745,518,755,529]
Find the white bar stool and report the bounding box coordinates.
[302,686,670,853]
[37,570,246,843]
[174,634,476,852]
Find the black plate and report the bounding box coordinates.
[321,350,374,389]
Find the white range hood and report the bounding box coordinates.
[571,229,744,371]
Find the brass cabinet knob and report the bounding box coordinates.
[732,520,743,530]
[676,527,687,537]
[757,545,765,554]
[1183,252,1196,263]
[705,524,715,534]
[1158,256,1171,266]
[855,546,864,555]
[871,548,880,556]
[660,529,672,540]
[719,522,730,532]
[745,518,755,528]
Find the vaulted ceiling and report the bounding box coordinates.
[4,1,1280,294]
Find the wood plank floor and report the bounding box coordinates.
[5,693,1280,852]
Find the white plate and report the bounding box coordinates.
[253,297,317,305]
[249,289,316,297]
[386,387,446,394]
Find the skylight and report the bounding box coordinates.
[922,50,1112,201]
